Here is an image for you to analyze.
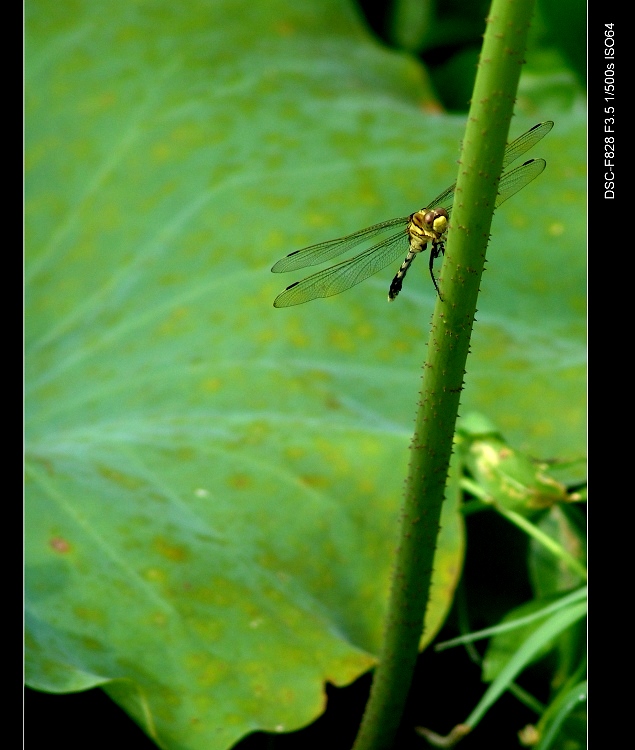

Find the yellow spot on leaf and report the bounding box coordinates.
[548,222,565,236]
[229,474,253,489]
[153,536,189,562]
[300,474,329,489]
[201,377,222,392]
[97,465,144,490]
[74,606,106,625]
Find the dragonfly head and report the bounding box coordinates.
[423,207,449,235]
[411,207,449,241]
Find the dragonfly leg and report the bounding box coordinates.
[429,241,444,301]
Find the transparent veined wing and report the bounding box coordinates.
[431,121,553,214]
[271,215,408,273]
[273,230,410,307]
[494,158,546,208]
[500,120,553,170]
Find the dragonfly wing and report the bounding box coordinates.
[495,158,546,208]
[271,215,408,273]
[424,182,457,216]
[501,121,553,169]
[273,231,410,307]
[428,121,553,216]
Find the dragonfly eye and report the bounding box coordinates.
[423,210,436,227]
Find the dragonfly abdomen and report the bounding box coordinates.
[388,249,418,301]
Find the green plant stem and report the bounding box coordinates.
[463,602,587,730]
[497,506,588,581]
[460,477,587,581]
[351,1,538,748]
[434,585,587,651]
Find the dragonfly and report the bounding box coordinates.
[271,120,553,307]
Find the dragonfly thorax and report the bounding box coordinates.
[407,207,449,252]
